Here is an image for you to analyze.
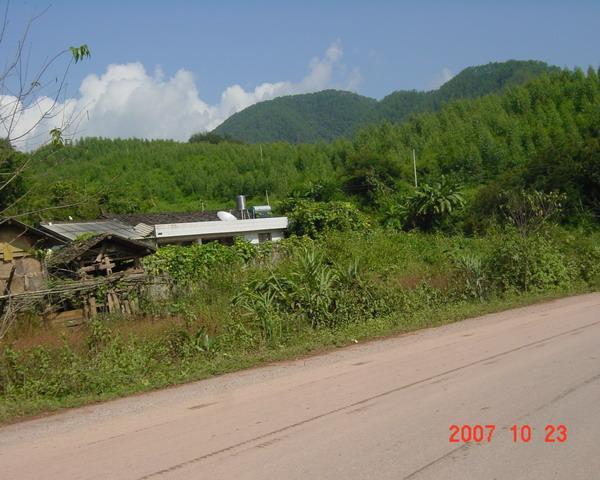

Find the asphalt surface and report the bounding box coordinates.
[1,293,599,479]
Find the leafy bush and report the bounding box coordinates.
[164,326,216,358]
[560,233,600,287]
[451,253,488,301]
[463,182,507,234]
[143,239,271,284]
[233,248,340,331]
[502,190,566,236]
[234,246,385,335]
[485,233,570,293]
[576,244,600,287]
[398,177,465,232]
[281,199,371,238]
[233,274,289,344]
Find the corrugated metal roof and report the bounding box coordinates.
[108,210,241,226]
[39,220,145,241]
[133,223,154,237]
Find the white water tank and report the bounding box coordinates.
[217,211,237,221]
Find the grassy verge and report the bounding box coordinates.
[0,285,591,425]
[2,228,599,424]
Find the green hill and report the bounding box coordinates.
[211,60,557,143]
[17,66,600,228]
[211,90,379,144]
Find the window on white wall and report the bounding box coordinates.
[258,232,272,243]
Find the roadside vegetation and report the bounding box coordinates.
[1,65,599,424]
[1,215,599,422]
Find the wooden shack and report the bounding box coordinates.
[0,218,65,294]
[46,233,155,279]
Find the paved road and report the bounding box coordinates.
[1,293,600,479]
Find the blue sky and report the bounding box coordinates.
[4,0,600,146]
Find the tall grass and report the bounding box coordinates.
[1,228,598,423]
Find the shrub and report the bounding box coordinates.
[234,248,339,330]
[234,287,285,344]
[561,233,600,287]
[143,239,271,284]
[281,199,371,238]
[485,233,570,293]
[463,182,506,234]
[399,176,465,232]
[233,246,387,333]
[502,190,566,236]
[451,253,488,301]
[164,326,216,358]
[577,245,600,286]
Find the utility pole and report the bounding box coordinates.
[412,149,418,188]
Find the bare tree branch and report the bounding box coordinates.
[0,2,91,221]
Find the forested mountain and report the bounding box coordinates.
[211,60,557,143]
[17,66,600,227]
[376,60,556,123]
[212,90,378,144]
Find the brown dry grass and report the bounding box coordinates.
[3,314,185,352]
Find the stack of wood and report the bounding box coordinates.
[37,234,157,326]
[0,229,159,334]
[0,272,163,332]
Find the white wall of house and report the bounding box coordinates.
[242,230,285,244]
[270,231,284,242]
[244,232,259,244]
[154,217,288,245]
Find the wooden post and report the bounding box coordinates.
[83,296,90,320]
[2,264,16,296]
[0,264,16,319]
[122,299,131,315]
[107,291,115,313]
[111,292,121,313]
[104,255,113,275]
[130,296,139,314]
[89,296,97,317]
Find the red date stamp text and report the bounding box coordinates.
[449,424,568,443]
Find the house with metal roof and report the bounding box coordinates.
[38,219,145,242]
[38,197,288,247]
[152,216,288,245]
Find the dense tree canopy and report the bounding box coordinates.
[212,60,557,144]
[213,90,379,144]
[353,67,600,221]
[0,139,26,212]
[13,66,600,230]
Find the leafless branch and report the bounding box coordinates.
[0,2,91,218]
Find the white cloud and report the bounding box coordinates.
[429,67,454,90]
[0,41,362,150]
